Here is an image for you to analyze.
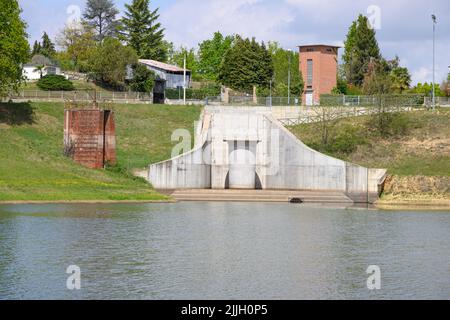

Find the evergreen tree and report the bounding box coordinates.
[343,14,381,86]
[40,32,56,58]
[121,0,167,61]
[218,36,273,92]
[83,0,119,41]
[32,40,42,56]
[0,0,30,97]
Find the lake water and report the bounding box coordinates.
[0,202,449,300]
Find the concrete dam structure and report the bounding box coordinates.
[148,107,387,204]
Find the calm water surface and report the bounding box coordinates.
[0,202,449,300]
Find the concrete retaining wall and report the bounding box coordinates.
[148,106,387,203]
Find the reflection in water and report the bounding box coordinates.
[0,202,449,300]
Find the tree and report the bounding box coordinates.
[34,65,46,79]
[218,36,274,92]
[0,0,30,98]
[128,63,155,93]
[56,23,97,72]
[83,0,119,41]
[362,59,393,95]
[197,32,234,81]
[87,37,138,89]
[268,42,304,97]
[410,82,444,97]
[40,32,56,58]
[390,66,411,93]
[343,14,381,86]
[120,0,167,61]
[32,41,41,56]
[169,46,198,79]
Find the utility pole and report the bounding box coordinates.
[183,53,187,105]
[432,14,437,110]
[288,49,292,106]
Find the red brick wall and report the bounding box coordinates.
[299,45,338,105]
[104,111,116,166]
[64,109,116,169]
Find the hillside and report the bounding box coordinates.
[0,102,202,201]
[288,109,450,201]
[20,80,114,92]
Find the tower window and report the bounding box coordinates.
[307,59,313,85]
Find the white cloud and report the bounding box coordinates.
[161,0,295,47]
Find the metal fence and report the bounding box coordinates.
[320,94,425,107]
[206,94,427,107]
[278,105,422,126]
[8,90,153,103]
[424,96,450,106]
[205,96,301,106]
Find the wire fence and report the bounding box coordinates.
[320,94,425,107]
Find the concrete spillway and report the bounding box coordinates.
[148,107,387,204]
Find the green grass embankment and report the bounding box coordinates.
[20,80,113,92]
[0,102,202,202]
[288,109,450,202]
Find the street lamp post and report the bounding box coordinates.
[269,78,273,107]
[432,14,437,110]
[183,53,187,105]
[288,49,292,106]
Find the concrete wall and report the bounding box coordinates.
[148,106,386,203]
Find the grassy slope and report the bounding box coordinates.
[21,80,113,92]
[288,109,450,177]
[0,102,202,201]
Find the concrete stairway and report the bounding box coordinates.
[166,189,354,203]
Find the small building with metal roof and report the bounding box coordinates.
[139,59,191,89]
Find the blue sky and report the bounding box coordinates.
[19,0,450,85]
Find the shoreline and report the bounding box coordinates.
[0,198,449,211]
[375,198,450,211]
[0,199,177,205]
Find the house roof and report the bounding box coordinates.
[139,59,191,73]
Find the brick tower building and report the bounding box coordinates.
[299,45,339,105]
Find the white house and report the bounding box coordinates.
[22,55,62,81]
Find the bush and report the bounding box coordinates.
[128,63,155,93]
[326,124,367,155]
[368,112,420,137]
[37,75,75,91]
